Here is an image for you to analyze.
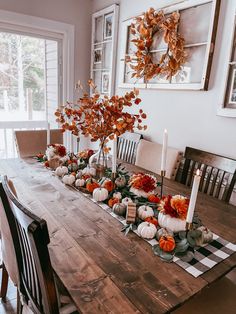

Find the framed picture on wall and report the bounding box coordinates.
[102,72,110,93]
[119,0,221,91]
[94,47,102,64]
[229,69,236,104]
[104,13,113,39]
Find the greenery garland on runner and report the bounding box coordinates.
[126,8,187,82]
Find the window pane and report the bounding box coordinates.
[95,16,103,43]
[172,45,207,84]
[179,2,212,45]
[0,32,46,121]
[103,41,112,69]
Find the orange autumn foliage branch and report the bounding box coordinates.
[55,80,147,151]
[126,8,187,82]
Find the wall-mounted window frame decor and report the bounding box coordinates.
[90,4,119,96]
[218,10,236,118]
[119,0,221,91]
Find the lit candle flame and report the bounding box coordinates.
[196,169,200,176]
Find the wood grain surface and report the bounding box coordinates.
[0,158,235,314]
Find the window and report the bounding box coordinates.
[0,9,74,158]
[223,14,236,109]
[119,0,220,90]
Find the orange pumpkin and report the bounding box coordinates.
[86,181,100,193]
[108,198,119,208]
[103,180,115,192]
[159,235,175,252]
[148,194,160,203]
[145,216,158,227]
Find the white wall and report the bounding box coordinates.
[92,0,236,159]
[0,0,92,92]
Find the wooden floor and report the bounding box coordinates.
[0,271,17,314]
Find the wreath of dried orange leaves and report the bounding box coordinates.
[126,8,187,82]
[55,80,147,152]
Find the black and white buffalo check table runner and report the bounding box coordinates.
[77,189,236,278]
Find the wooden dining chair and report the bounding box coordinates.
[135,139,183,179]
[179,147,236,203]
[117,132,143,164]
[0,176,77,314]
[0,179,20,307]
[15,129,63,158]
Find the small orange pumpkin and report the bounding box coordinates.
[159,235,176,252]
[108,198,119,208]
[145,216,158,227]
[103,180,115,192]
[86,181,100,193]
[148,194,160,203]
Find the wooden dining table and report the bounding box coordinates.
[0,158,236,314]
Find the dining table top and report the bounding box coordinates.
[0,157,236,314]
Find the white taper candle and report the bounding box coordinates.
[186,169,201,224]
[161,129,168,172]
[47,122,50,146]
[112,135,117,174]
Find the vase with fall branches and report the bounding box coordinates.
[55,80,147,175]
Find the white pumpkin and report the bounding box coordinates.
[130,187,155,198]
[121,197,132,206]
[137,222,157,239]
[76,170,83,179]
[75,179,85,187]
[93,188,108,202]
[68,162,78,172]
[115,176,126,188]
[60,155,69,164]
[195,226,213,246]
[82,166,96,177]
[113,192,122,200]
[158,212,186,233]
[137,205,154,220]
[113,203,126,216]
[62,174,75,185]
[55,166,68,177]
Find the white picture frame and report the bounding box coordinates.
[90,5,119,97]
[101,72,110,94]
[104,13,113,40]
[119,0,220,91]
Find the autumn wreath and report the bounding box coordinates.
[126,8,187,82]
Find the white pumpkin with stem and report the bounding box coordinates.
[75,179,85,187]
[137,222,157,239]
[113,192,122,200]
[121,197,132,206]
[82,166,96,177]
[93,188,109,202]
[137,205,154,220]
[55,166,68,177]
[62,174,75,185]
[158,212,186,233]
